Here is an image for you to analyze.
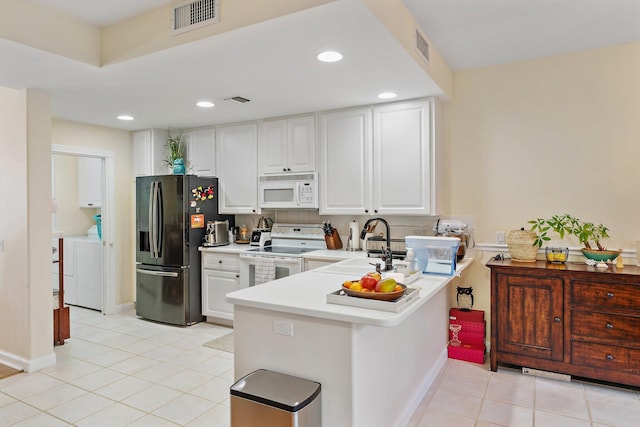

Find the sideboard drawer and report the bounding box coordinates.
[571,310,640,341]
[571,341,640,373]
[571,280,640,310]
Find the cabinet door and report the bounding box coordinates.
[495,272,564,361]
[133,129,168,176]
[133,131,152,177]
[75,240,102,311]
[259,119,288,174]
[216,123,260,214]
[185,128,216,176]
[287,115,316,173]
[373,99,431,215]
[319,107,372,215]
[77,157,103,208]
[202,269,241,320]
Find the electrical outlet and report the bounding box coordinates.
[273,320,294,336]
[496,231,505,244]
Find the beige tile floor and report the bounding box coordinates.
[1,306,639,426]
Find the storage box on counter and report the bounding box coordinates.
[405,236,460,276]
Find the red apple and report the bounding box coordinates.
[360,275,379,290]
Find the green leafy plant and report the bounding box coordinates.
[528,214,610,250]
[163,128,186,167]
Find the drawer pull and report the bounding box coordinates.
[606,354,614,361]
[606,292,614,298]
[219,260,223,264]
[606,323,614,329]
[554,317,561,323]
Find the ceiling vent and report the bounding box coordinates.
[172,0,220,35]
[224,96,251,105]
[415,26,430,65]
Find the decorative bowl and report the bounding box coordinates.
[581,249,621,262]
[545,247,569,264]
[342,283,406,301]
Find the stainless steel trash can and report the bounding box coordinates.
[230,369,321,427]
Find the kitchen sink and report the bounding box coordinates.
[315,257,393,277]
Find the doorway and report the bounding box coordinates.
[51,144,115,315]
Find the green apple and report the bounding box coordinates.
[375,278,397,293]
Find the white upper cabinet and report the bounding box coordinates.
[319,99,434,215]
[259,115,315,174]
[216,123,260,214]
[373,99,432,215]
[184,128,215,177]
[133,129,168,176]
[77,156,103,208]
[319,107,372,215]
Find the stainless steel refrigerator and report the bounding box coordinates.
[136,175,233,325]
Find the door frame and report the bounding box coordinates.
[51,144,115,315]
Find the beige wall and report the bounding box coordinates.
[0,87,53,370]
[51,120,135,306]
[444,42,640,339]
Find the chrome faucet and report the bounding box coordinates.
[360,217,393,272]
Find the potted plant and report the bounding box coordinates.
[528,214,618,261]
[164,128,186,174]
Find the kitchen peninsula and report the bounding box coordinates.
[226,257,473,427]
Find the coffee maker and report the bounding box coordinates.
[204,220,230,246]
[433,219,473,261]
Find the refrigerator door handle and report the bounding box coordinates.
[149,181,157,258]
[149,180,163,258]
[136,268,179,278]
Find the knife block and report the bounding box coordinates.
[325,229,343,250]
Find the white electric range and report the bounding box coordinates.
[239,223,326,287]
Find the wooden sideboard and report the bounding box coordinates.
[487,259,640,387]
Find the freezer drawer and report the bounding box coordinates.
[136,265,192,325]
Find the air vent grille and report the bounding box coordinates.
[415,26,429,65]
[172,0,219,35]
[224,96,251,105]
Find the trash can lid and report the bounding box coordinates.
[230,369,321,413]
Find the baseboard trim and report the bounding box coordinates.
[0,349,56,373]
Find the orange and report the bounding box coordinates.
[343,280,353,289]
[394,284,403,292]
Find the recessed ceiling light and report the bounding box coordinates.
[317,51,343,63]
[377,92,397,99]
[196,101,215,108]
[117,115,134,121]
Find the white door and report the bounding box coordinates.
[216,123,260,214]
[319,107,372,215]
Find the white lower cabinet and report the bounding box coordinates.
[202,252,241,323]
[303,258,338,271]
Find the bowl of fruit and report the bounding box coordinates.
[342,272,406,301]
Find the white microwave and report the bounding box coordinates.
[258,172,318,209]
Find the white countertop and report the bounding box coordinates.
[198,244,368,261]
[226,257,473,327]
[198,243,252,254]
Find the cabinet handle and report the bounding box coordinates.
[606,323,614,329]
[283,168,287,172]
[218,260,223,264]
[554,317,561,323]
[236,274,240,278]
[364,209,369,213]
[606,354,614,361]
[606,292,614,298]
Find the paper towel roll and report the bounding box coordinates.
[349,221,360,250]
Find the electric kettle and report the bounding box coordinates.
[256,216,274,230]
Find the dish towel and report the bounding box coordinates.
[254,257,276,285]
